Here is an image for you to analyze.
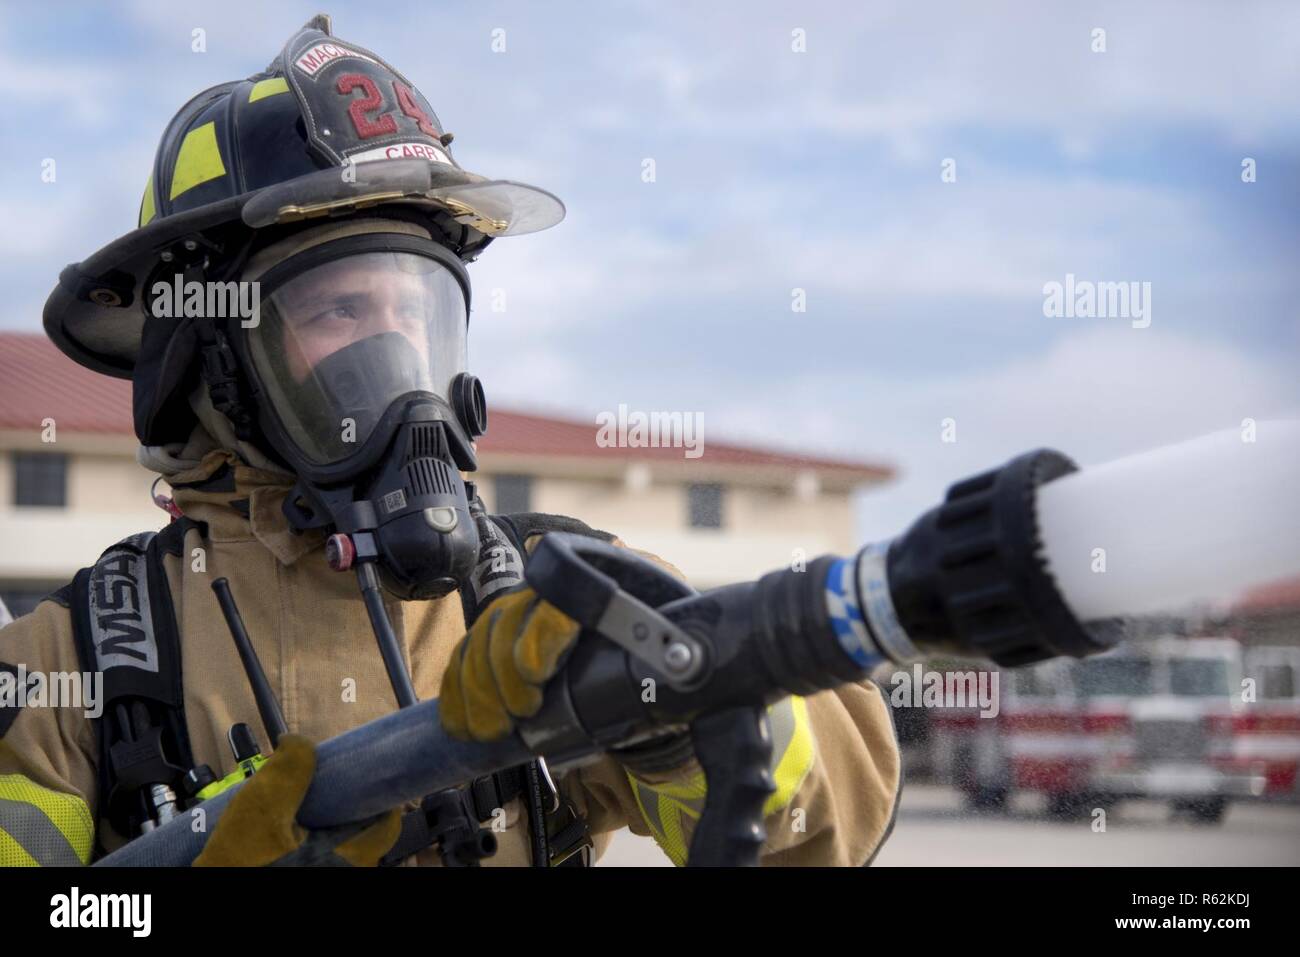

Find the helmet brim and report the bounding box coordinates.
[242,159,566,238]
[43,158,564,378]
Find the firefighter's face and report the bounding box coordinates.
[247,247,469,467]
[275,258,432,383]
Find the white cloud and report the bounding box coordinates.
[514,2,1300,151]
[464,164,1238,345]
[1,1,1292,546]
[701,326,1300,543]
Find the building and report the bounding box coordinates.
[1229,578,1300,649]
[0,332,893,615]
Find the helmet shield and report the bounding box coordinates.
[247,250,468,467]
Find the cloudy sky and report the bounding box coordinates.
[3,1,1297,542]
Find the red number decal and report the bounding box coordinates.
[337,73,398,139]
[393,81,437,136]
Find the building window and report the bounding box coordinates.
[494,474,533,514]
[1257,664,1295,700]
[12,452,68,508]
[688,483,724,529]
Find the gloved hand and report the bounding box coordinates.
[193,734,401,866]
[440,586,581,742]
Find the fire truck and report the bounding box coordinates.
[929,638,1300,822]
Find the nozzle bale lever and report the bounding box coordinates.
[523,532,709,689]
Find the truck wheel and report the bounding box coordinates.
[1174,797,1227,824]
[1047,792,1090,819]
[966,787,1008,812]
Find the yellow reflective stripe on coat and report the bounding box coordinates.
[0,774,94,866]
[627,695,814,866]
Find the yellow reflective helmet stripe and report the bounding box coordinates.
[0,774,94,866]
[248,77,289,103]
[139,174,157,227]
[169,121,227,200]
[625,695,815,865]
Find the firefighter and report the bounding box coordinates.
[0,15,900,867]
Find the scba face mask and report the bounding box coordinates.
[235,233,488,600]
[252,247,468,466]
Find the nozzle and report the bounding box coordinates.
[860,449,1119,666]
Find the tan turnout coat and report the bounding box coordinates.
[0,450,901,865]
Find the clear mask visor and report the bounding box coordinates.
[247,250,468,465]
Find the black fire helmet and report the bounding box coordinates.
[43,14,564,447]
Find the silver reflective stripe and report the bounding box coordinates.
[855,541,918,663]
[673,791,704,817]
[768,697,796,767]
[0,797,83,866]
[468,510,524,609]
[87,535,159,673]
[632,779,667,836]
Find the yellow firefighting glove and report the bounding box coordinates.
[440,587,581,742]
[193,735,401,867]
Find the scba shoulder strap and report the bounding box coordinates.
[69,519,201,855]
[459,500,615,628]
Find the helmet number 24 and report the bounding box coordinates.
[336,73,437,139]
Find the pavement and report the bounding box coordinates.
[597,785,1300,866]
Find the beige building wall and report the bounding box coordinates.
[0,437,883,601]
[67,451,159,513]
[0,434,163,587]
[480,466,864,589]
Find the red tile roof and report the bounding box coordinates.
[0,332,891,479]
[1,332,135,434]
[1234,577,1300,615]
[477,406,891,478]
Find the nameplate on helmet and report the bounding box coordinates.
[295,42,378,78]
